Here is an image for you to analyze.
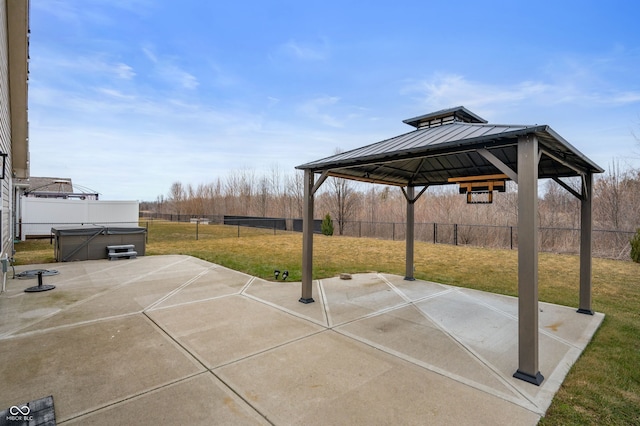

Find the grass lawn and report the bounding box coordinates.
[13,220,640,424]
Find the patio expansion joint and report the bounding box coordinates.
[144,264,219,311]
[240,292,327,327]
[317,279,331,327]
[144,292,240,312]
[142,311,210,371]
[139,309,280,425]
[323,277,544,414]
[57,371,209,425]
[2,256,193,338]
[0,311,143,341]
[331,326,542,415]
[211,328,329,370]
[455,289,591,350]
[407,296,543,412]
[206,373,276,426]
[377,275,581,413]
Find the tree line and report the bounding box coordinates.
[141,162,640,236]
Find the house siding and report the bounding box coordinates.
[0,2,12,257]
[1,0,29,259]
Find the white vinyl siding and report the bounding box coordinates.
[0,3,11,256]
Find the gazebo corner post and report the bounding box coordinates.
[578,172,594,315]
[300,169,315,304]
[513,134,544,386]
[404,185,416,281]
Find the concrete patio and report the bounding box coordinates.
[0,255,603,425]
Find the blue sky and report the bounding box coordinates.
[29,0,640,200]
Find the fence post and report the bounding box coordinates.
[392,223,395,241]
[237,223,240,238]
[454,223,458,245]
[510,226,513,250]
[433,223,437,244]
[196,220,199,240]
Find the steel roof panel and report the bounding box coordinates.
[297,108,603,186]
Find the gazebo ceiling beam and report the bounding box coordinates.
[477,148,519,183]
[540,147,586,177]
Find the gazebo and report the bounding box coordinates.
[295,106,604,385]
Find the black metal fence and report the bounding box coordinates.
[138,213,636,260]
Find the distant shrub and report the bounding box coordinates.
[321,213,334,236]
[631,229,640,263]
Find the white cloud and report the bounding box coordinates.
[298,96,343,127]
[115,63,136,80]
[141,46,158,63]
[406,72,640,115]
[267,97,280,107]
[95,87,136,99]
[33,0,155,24]
[279,38,330,61]
[30,52,136,83]
[140,47,199,90]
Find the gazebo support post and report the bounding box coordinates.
[300,169,316,304]
[578,172,594,315]
[405,186,415,281]
[513,135,544,386]
[401,185,428,281]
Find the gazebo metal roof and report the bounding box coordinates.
[297,107,603,186]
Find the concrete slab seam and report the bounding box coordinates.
[142,311,210,372]
[317,280,331,327]
[325,300,412,329]
[210,329,328,371]
[455,289,519,321]
[3,257,193,337]
[206,370,275,426]
[457,290,597,350]
[0,309,61,339]
[215,264,254,280]
[0,311,142,341]
[406,287,458,304]
[144,292,239,312]
[144,265,217,311]
[409,299,541,410]
[240,292,327,327]
[239,276,257,294]
[1,291,27,299]
[145,294,326,372]
[333,327,542,415]
[49,256,190,288]
[58,371,209,424]
[376,273,458,304]
[377,273,414,303]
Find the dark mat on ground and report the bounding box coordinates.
[0,395,55,426]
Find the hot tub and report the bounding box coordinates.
[51,226,147,262]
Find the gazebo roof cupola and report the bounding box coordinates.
[402,106,488,129]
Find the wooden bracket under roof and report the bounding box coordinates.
[448,173,509,204]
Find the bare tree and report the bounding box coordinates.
[256,175,269,217]
[324,176,360,235]
[285,170,305,218]
[168,181,186,216]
